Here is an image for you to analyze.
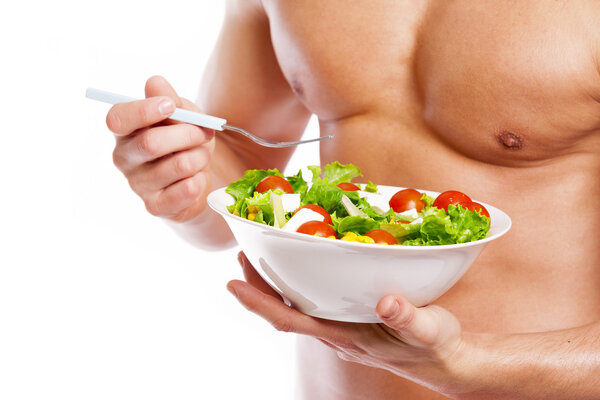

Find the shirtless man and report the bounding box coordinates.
[105,0,600,398]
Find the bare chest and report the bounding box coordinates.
[264,0,600,164]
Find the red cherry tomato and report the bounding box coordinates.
[255,175,294,194]
[296,221,337,238]
[337,182,360,191]
[293,204,333,225]
[397,220,411,224]
[433,190,472,211]
[458,201,491,220]
[389,189,425,213]
[364,229,398,245]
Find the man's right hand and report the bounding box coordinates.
[106,76,215,223]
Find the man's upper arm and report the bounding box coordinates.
[198,0,311,172]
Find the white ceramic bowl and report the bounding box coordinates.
[208,185,511,323]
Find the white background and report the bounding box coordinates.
[1,2,320,399]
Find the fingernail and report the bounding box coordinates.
[381,300,399,319]
[158,99,174,116]
[227,284,239,299]
[237,252,246,268]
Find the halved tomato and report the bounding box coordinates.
[364,229,398,245]
[255,175,294,194]
[458,201,491,221]
[296,221,337,238]
[433,190,471,211]
[389,189,424,213]
[337,182,360,191]
[293,204,333,225]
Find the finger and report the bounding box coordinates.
[128,145,213,193]
[237,252,282,300]
[114,123,214,170]
[143,170,210,218]
[227,279,348,341]
[376,295,443,347]
[106,96,175,136]
[145,75,184,108]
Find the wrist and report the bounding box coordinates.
[164,202,236,251]
[440,331,492,399]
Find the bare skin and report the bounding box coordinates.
[105,0,600,398]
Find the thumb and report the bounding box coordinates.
[376,295,447,348]
[145,75,183,108]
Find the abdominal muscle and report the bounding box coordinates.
[293,115,600,400]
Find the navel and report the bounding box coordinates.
[496,131,524,150]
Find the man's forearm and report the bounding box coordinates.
[456,321,600,399]
[165,206,237,250]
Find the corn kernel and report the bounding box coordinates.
[341,232,358,241]
[359,236,375,244]
[233,210,240,216]
[339,232,378,244]
[327,235,337,240]
[247,206,259,213]
[247,213,257,221]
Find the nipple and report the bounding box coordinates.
[496,131,524,150]
[290,79,305,98]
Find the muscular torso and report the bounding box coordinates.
[258,1,600,398]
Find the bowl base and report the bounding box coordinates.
[304,310,381,324]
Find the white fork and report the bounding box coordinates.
[86,88,333,148]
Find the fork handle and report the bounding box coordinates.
[85,88,227,131]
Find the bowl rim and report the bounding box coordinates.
[207,185,512,251]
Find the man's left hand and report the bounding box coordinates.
[227,252,474,396]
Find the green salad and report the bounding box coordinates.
[225,162,491,246]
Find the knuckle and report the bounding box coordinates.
[171,208,193,223]
[106,109,122,133]
[112,148,126,170]
[181,177,200,198]
[137,132,159,158]
[269,306,298,333]
[241,300,256,314]
[271,316,295,333]
[396,306,415,328]
[183,124,199,146]
[126,175,142,194]
[144,196,162,216]
[137,102,154,124]
[173,154,193,177]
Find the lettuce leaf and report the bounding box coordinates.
[226,168,281,215]
[245,191,275,225]
[336,215,380,235]
[357,198,388,222]
[307,162,362,185]
[364,180,378,193]
[286,170,308,196]
[303,183,360,217]
[402,205,490,246]
[307,165,322,184]
[379,222,421,239]
[421,193,436,208]
[322,161,362,185]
